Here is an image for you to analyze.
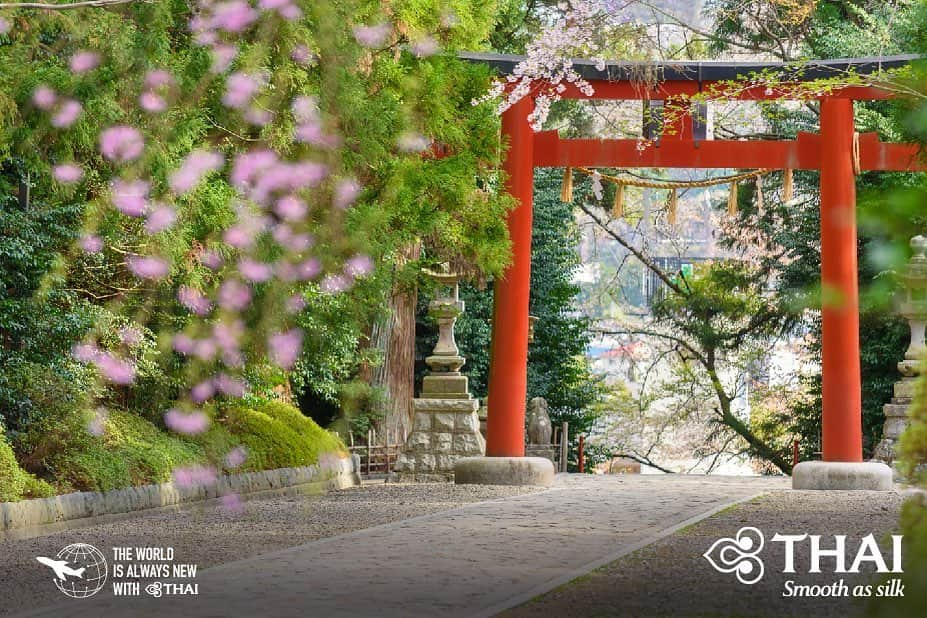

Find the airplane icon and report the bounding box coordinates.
[36,556,86,581]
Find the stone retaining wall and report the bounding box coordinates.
[0,455,358,532]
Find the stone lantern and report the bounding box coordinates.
[872,235,927,468]
[394,267,486,480]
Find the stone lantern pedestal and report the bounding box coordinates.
[394,270,485,481]
[872,235,927,473]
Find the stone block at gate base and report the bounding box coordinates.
[394,398,486,480]
[455,457,555,487]
[792,461,893,491]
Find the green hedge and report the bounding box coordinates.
[1,427,54,502]
[223,399,346,471]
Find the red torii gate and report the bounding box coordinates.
[464,53,924,477]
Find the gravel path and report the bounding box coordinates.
[503,490,905,618]
[0,481,542,616]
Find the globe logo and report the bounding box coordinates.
[36,543,108,599]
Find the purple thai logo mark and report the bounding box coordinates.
[703,527,765,585]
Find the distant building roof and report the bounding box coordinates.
[458,52,918,83]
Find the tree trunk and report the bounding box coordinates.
[366,243,421,443]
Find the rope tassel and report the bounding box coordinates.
[783,168,793,203]
[612,183,624,219]
[667,189,678,225]
[727,181,738,215]
[560,167,574,203]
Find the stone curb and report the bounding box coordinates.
[0,455,356,532]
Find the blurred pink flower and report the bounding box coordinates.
[334,178,361,209]
[200,250,224,270]
[170,149,224,194]
[0,17,9,35]
[193,338,218,361]
[223,225,256,249]
[172,464,217,486]
[218,280,252,310]
[79,234,104,254]
[100,125,145,162]
[268,329,303,369]
[211,44,238,73]
[224,446,248,468]
[70,51,100,73]
[145,204,177,234]
[345,254,374,278]
[119,325,143,345]
[144,69,174,89]
[112,179,149,217]
[32,86,57,110]
[51,99,82,128]
[230,149,277,187]
[172,334,195,355]
[238,258,273,282]
[223,72,262,109]
[353,23,390,47]
[291,45,315,66]
[219,492,244,513]
[274,195,307,221]
[296,258,321,280]
[139,91,168,113]
[210,1,258,33]
[72,342,99,363]
[321,273,350,293]
[178,285,213,316]
[411,37,440,57]
[126,255,169,279]
[165,409,211,435]
[96,352,136,384]
[244,106,273,126]
[52,164,83,184]
[286,294,307,313]
[214,373,247,397]
[190,380,216,404]
[277,3,301,20]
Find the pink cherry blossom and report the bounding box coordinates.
[353,23,390,47]
[192,338,218,360]
[72,342,99,363]
[225,446,247,468]
[119,325,143,345]
[200,250,224,270]
[32,86,57,110]
[411,37,439,57]
[296,258,321,280]
[145,204,177,234]
[178,285,213,316]
[211,44,238,73]
[126,255,169,279]
[244,107,273,126]
[173,334,195,355]
[52,164,83,184]
[172,464,217,486]
[79,234,103,254]
[0,17,9,35]
[112,179,149,216]
[210,0,258,33]
[334,178,361,209]
[223,72,262,109]
[218,280,252,310]
[100,125,145,162]
[321,273,350,293]
[96,352,136,384]
[190,380,216,403]
[70,51,100,73]
[286,294,307,313]
[165,408,211,435]
[51,99,82,128]
[274,195,307,221]
[345,254,374,278]
[230,149,277,187]
[219,492,245,513]
[170,149,224,194]
[291,45,315,66]
[144,69,175,89]
[215,374,246,397]
[268,329,303,369]
[139,91,167,113]
[238,258,273,282]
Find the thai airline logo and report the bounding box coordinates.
[703,526,765,585]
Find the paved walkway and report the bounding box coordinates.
[16,475,787,618]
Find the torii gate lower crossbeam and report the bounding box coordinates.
[481,67,923,488]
